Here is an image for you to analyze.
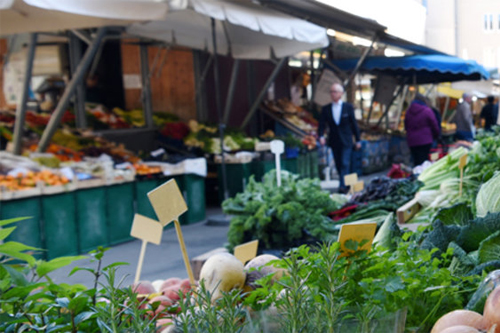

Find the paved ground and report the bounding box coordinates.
[48,169,389,289]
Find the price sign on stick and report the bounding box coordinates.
[337,222,377,258]
[130,214,163,283]
[353,181,364,193]
[234,240,259,265]
[344,173,358,194]
[147,179,195,285]
[430,152,439,162]
[459,154,468,197]
[270,140,284,187]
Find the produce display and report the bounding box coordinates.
[222,171,341,252]
[262,99,319,133]
[0,170,70,191]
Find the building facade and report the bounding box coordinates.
[425,0,500,75]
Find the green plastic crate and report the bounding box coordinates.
[135,179,160,220]
[106,182,135,245]
[309,150,319,179]
[1,197,44,259]
[75,188,108,253]
[282,158,298,174]
[41,193,78,259]
[217,163,253,203]
[180,174,206,224]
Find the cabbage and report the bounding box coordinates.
[476,172,500,217]
[415,190,440,207]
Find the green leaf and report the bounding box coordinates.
[0,217,30,228]
[384,276,405,293]
[74,311,96,325]
[56,297,70,309]
[434,203,473,226]
[456,212,500,252]
[0,226,16,242]
[68,295,90,313]
[69,267,95,276]
[103,261,129,271]
[478,230,500,264]
[344,239,358,252]
[36,256,87,277]
[0,241,40,265]
[3,265,28,287]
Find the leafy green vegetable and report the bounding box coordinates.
[478,230,500,264]
[223,170,340,251]
[434,202,473,226]
[420,220,461,254]
[456,212,500,252]
[476,171,500,217]
[372,213,401,250]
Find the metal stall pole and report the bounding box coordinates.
[393,85,409,130]
[222,59,240,124]
[193,51,213,122]
[240,58,286,129]
[37,28,107,152]
[343,34,378,89]
[375,84,406,128]
[13,33,38,155]
[140,44,154,129]
[366,81,380,127]
[211,18,229,201]
[68,32,87,129]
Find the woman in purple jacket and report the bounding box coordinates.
[404,94,440,166]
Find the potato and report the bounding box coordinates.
[244,254,286,288]
[199,252,246,301]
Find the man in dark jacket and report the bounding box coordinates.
[318,83,361,193]
[480,96,498,131]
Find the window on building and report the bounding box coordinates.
[484,14,494,31]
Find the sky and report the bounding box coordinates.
[316,0,427,44]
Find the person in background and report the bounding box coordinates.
[480,95,498,131]
[318,82,361,193]
[404,93,440,167]
[425,97,442,148]
[451,93,475,141]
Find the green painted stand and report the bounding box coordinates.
[106,182,135,245]
[42,193,78,259]
[76,188,108,253]
[1,197,43,259]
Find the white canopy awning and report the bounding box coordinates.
[127,0,329,59]
[0,0,176,36]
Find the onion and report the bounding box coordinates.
[431,310,488,333]
[484,286,500,333]
[439,325,480,333]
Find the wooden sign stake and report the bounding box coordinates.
[148,179,195,285]
[130,214,163,283]
[234,240,259,264]
[344,173,358,195]
[458,154,467,197]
